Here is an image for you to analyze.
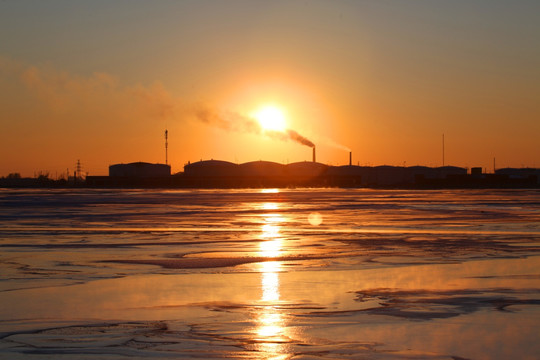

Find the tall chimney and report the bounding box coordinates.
[349,151,352,166]
[312,146,316,163]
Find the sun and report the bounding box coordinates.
[254,106,287,132]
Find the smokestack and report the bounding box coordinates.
[349,151,352,166]
[312,146,316,163]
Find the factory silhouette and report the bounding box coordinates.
[2,129,538,188]
[83,130,538,188]
[85,147,539,189]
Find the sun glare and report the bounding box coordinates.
[254,106,287,132]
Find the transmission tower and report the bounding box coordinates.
[76,160,82,179]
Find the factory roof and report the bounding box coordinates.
[184,160,239,176]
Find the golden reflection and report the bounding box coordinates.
[262,202,279,211]
[264,214,284,223]
[257,312,282,337]
[261,239,281,258]
[260,188,280,194]
[261,263,281,302]
[261,224,280,240]
[253,202,291,358]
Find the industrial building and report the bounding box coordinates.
[8,126,537,189]
[86,162,171,187]
[109,162,171,177]
[179,159,471,188]
[82,152,538,189]
[87,130,531,188]
[495,168,540,185]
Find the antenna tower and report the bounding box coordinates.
[76,160,82,179]
[165,129,168,165]
[442,134,445,167]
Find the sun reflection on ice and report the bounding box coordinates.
[252,202,292,358]
[260,188,280,194]
[261,262,281,302]
[262,214,284,224]
[261,224,280,239]
[262,202,279,211]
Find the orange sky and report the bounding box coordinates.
[1,1,539,177]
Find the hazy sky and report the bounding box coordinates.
[1,0,539,176]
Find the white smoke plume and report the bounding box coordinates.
[0,56,316,149]
[191,103,315,148]
[320,136,351,152]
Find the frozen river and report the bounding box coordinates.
[1,188,539,359]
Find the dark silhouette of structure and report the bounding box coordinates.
[109,162,171,177]
[80,159,540,189]
[86,162,172,187]
[4,160,538,189]
[85,160,535,189]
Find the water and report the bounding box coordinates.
[0,188,539,359]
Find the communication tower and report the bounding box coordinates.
[165,129,168,165]
[442,134,445,167]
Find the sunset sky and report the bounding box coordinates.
[1,0,539,177]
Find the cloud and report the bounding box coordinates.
[1,56,179,124]
[1,56,316,149]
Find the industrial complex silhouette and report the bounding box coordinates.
[81,153,539,189]
[1,130,538,188]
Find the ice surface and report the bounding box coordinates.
[1,188,539,359]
